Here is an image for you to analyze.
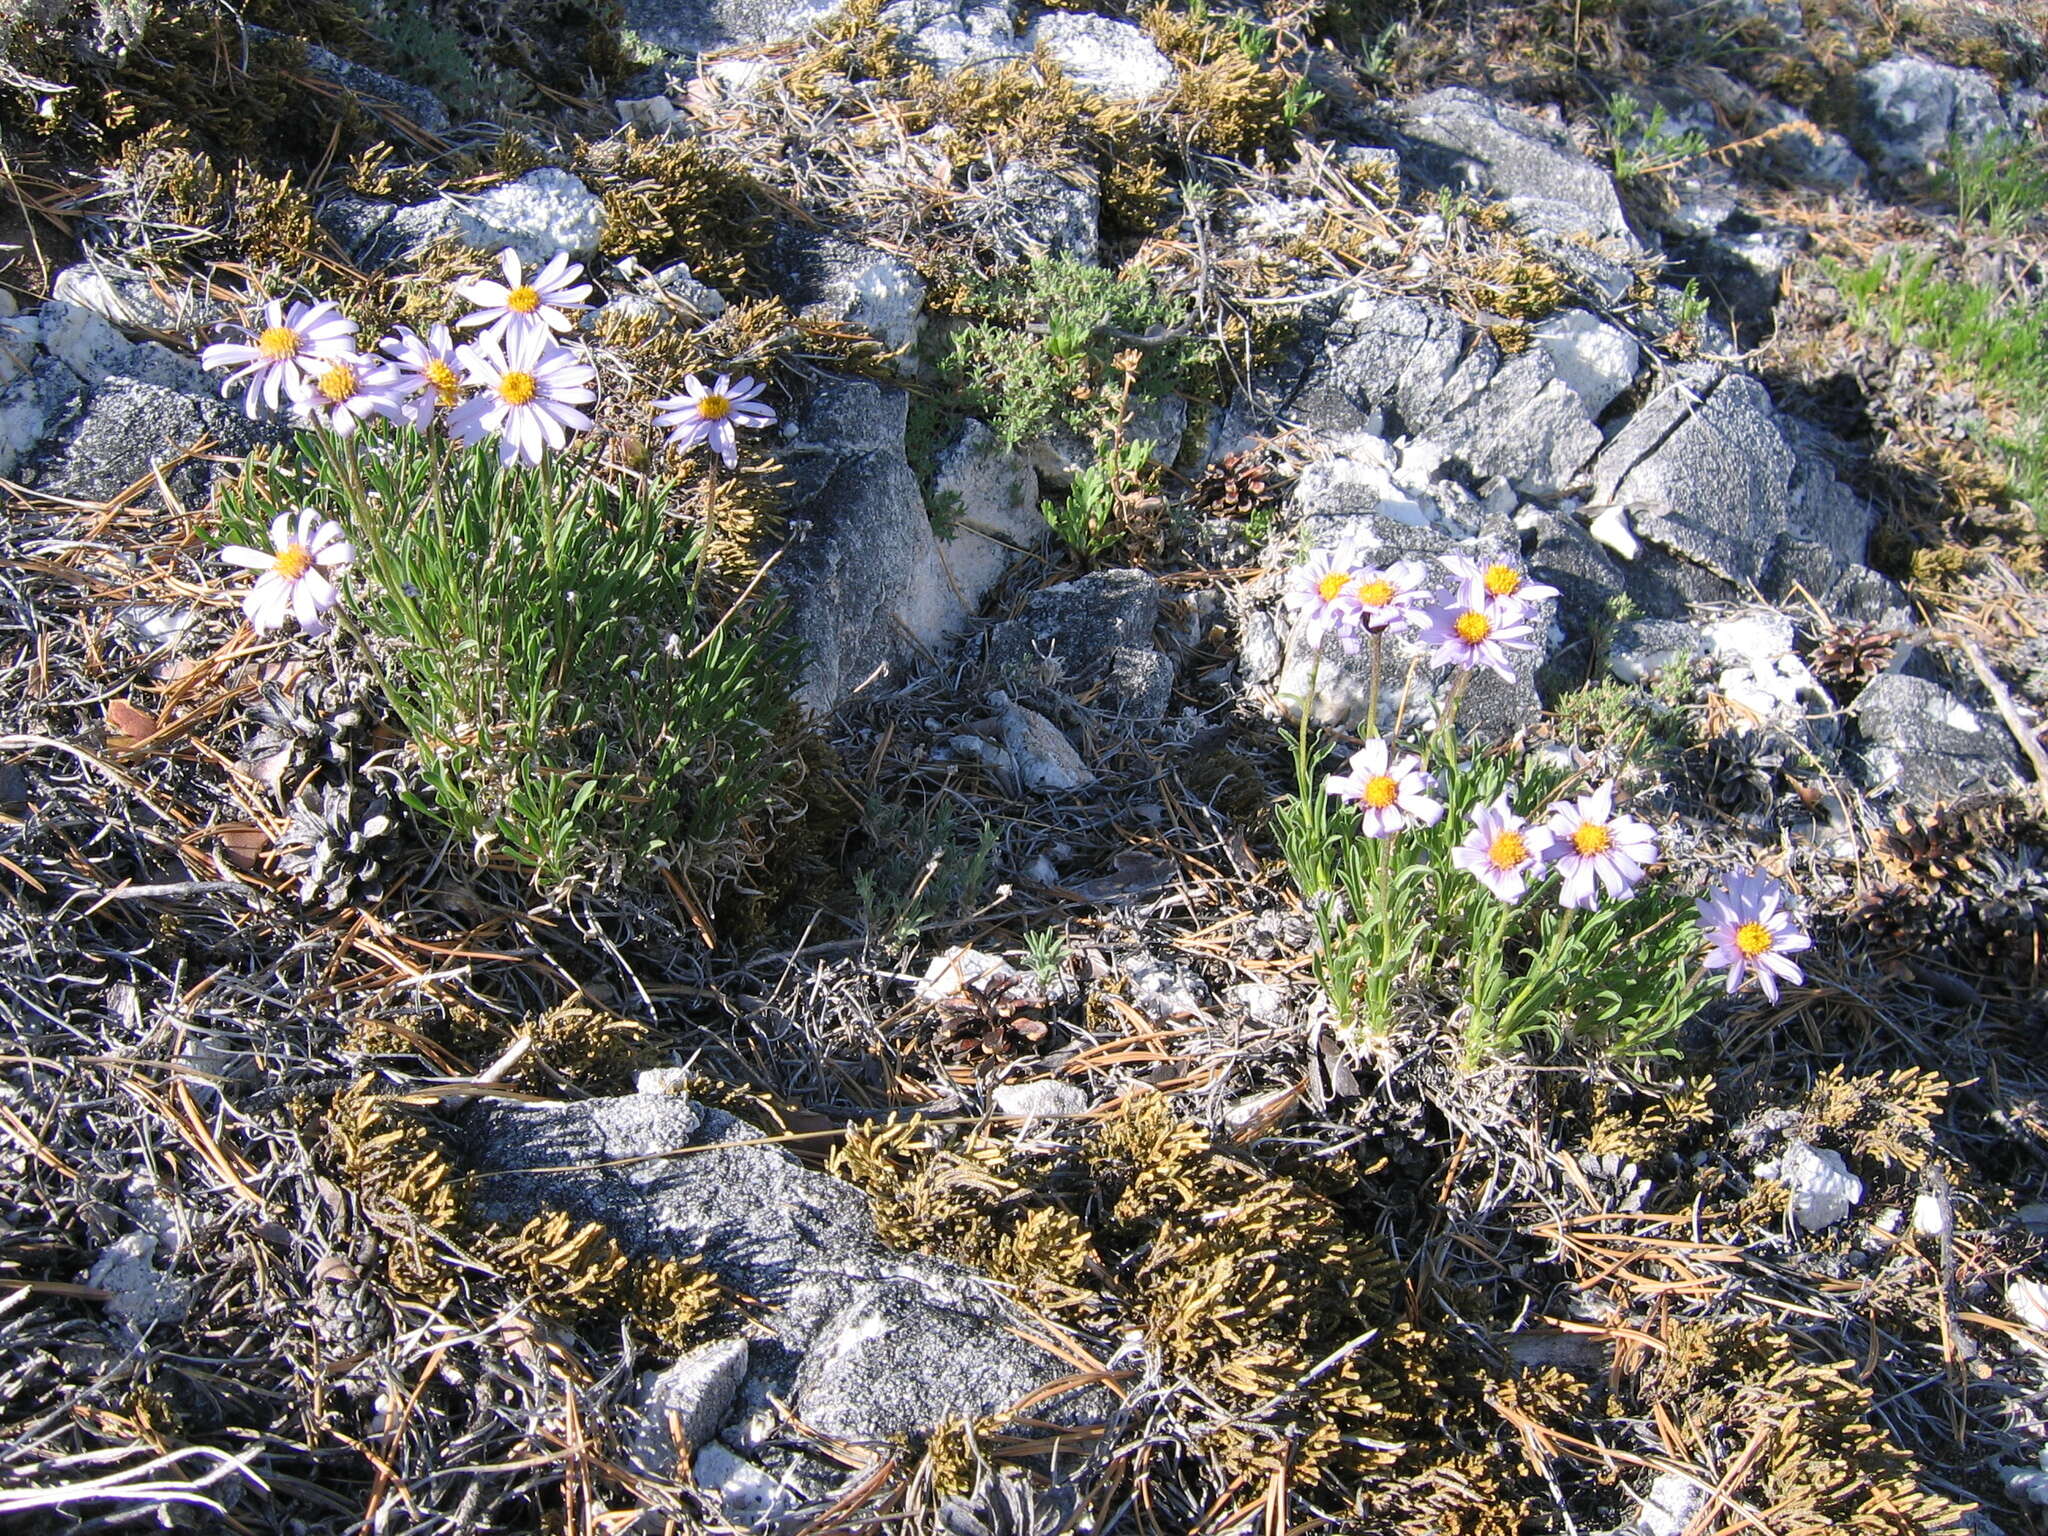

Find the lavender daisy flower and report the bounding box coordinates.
[1697,868,1810,1003]
[287,351,403,436]
[378,324,465,428]
[219,509,352,636]
[1282,548,1368,648]
[1451,794,1555,903]
[1545,781,1657,910]
[449,331,597,468]
[456,249,592,346]
[1441,552,1560,609]
[200,299,357,419]
[1418,588,1537,681]
[1349,559,1431,634]
[653,374,777,469]
[1324,738,1443,838]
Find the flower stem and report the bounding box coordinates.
[1366,629,1385,740]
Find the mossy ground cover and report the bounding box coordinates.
[0,0,2046,1533]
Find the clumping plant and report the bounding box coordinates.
[1835,249,2048,521]
[938,256,1207,450]
[204,249,800,897]
[1606,92,1709,180]
[1021,927,1070,988]
[1940,130,2048,237]
[1274,547,1806,1060]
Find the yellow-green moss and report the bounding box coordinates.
[834,1093,1437,1496]
[230,166,320,274]
[1475,250,1569,321]
[577,132,772,292]
[1638,1321,1975,1534]
[327,1079,728,1347]
[1141,3,1295,162]
[783,0,916,102]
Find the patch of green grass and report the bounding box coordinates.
[1834,248,2048,523]
[1941,130,2048,237]
[221,433,801,898]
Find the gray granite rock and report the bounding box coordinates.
[458,1092,1105,1447]
[1023,12,1175,101]
[1524,507,1628,636]
[985,162,1098,261]
[1760,118,1868,192]
[304,41,451,133]
[629,1337,751,1476]
[1531,309,1639,418]
[87,1232,190,1335]
[1607,618,1704,684]
[1397,87,1642,251]
[328,169,606,270]
[1671,218,1805,342]
[650,259,728,317]
[37,300,208,392]
[769,228,926,360]
[931,417,1043,604]
[882,0,1020,69]
[451,168,607,265]
[622,0,843,53]
[1304,293,1604,498]
[1590,368,1796,588]
[985,568,1171,719]
[1782,429,1879,570]
[782,376,965,711]
[0,355,79,481]
[1849,673,2020,802]
[1854,54,2011,181]
[51,263,236,343]
[19,373,273,507]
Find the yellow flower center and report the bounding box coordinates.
[424,358,460,404]
[1487,830,1529,871]
[1735,921,1775,958]
[1483,563,1522,597]
[498,370,538,407]
[1361,774,1399,809]
[1356,578,1396,608]
[506,284,541,314]
[1572,822,1612,856]
[272,544,313,580]
[697,393,733,422]
[1317,570,1351,604]
[1454,610,1493,644]
[317,363,359,403]
[256,325,300,361]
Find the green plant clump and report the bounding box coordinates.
[1835,248,2048,522]
[938,255,1207,450]
[1606,91,1710,180]
[1941,129,2048,237]
[220,433,801,896]
[1276,727,1712,1060]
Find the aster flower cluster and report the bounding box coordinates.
[199,250,779,636]
[1281,538,1812,1038]
[1283,547,1553,681]
[1323,751,1807,1007]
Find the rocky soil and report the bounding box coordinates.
[1,0,2047,1533]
